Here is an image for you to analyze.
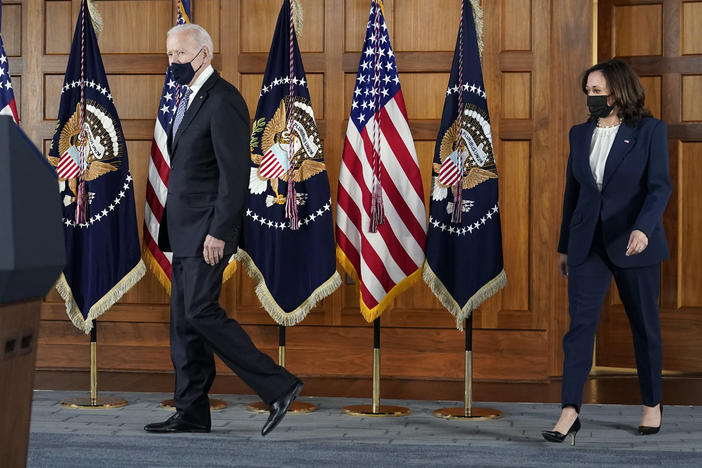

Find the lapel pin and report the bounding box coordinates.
[624,139,630,144]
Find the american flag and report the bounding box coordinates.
[0,1,18,123]
[336,0,427,322]
[143,0,240,293]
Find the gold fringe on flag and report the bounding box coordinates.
[86,0,104,37]
[177,0,191,23]
[222,257,238,283]
[235,248,341,326]
[422,262,505,331]
[292,0,304,38]
[56,260,146,334]
[470,0,484,58]
[336,246,423,323]
[141,245,172,295]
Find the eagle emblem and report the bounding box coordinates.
[249,97,325,206]
[432,103,497,203]
[48,100,122,206]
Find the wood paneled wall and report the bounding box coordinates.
[596,0,702,373]
[3,0,645,396]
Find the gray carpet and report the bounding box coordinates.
[27,391,702,467]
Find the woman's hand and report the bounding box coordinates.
[626,230,648,256]
[558,253,568,278]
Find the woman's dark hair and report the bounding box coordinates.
[581,59,652,126]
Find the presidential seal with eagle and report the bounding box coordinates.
[249,96,326,207]
[432,102,497,215]
[48,99,123,208]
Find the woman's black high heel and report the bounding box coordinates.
[638,405,662,435]
[542,417,581,446]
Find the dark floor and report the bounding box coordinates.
[26,390,702,467]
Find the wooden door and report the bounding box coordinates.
[596,0,702,372]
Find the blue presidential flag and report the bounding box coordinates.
[48,0,144,333]
[423,0,505,330]
[237,0,340,325]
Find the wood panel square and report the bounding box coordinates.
[43,74,64,120]
[394,0,460,52]
[639,75,661,119]
[192,0,222,53]
[682,2,702,55]
[413,140,435,215]
[501,0,531,51]
[500,140,529,311]
[501,72,530,119]
[398,72,449,120]
[2,3,22,56]
[240,0,324,53]
[95,0,173,54]
[108,74,169,120]
[682,75,702,122]
[614,4,662,57]
[44,1,73,55]
[679,142,702,308]
[345,0,393,52]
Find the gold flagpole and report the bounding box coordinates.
[343,318,410,417]
[249,325,315,413]
[433,316,502,420]
[62,320,127,409]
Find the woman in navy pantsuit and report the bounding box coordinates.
[543,59,671,445]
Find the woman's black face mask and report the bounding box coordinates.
[587,94,614,118]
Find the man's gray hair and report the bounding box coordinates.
[168,24,214,56]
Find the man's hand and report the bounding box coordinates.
[203,235,225,266]
[626,229,648,256]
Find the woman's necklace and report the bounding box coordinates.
[597,117,623,128]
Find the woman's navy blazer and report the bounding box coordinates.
[558,117,672,268]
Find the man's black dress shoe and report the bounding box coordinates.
[144,412,210,433]
[261,380,303,436]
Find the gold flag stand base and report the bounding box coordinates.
[433,318,502,421]
[342,320,410,418]
[247,401,316,414]
[61,396,128,410]
[433,406,502,421]
[159,399,228,411]
[247,329,317,414]
[62,323,128,410]
[342,404,410,417]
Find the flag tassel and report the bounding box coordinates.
[75,178,89,223]
[369,177,384,232]
[451,178,463,224]
[284,130,299,230]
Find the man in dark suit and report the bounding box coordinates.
[144,23,302,436]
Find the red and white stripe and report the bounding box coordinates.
[438,156,461,187]
[0,99,18,123]
[259,149,287,180]
[56,147,82,179]
[336,92,427,316]
[143,114,173,281]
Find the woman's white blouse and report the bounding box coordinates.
[589,125,620,191]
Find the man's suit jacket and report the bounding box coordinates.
[558,117,672,268]
[158,71,250,257]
